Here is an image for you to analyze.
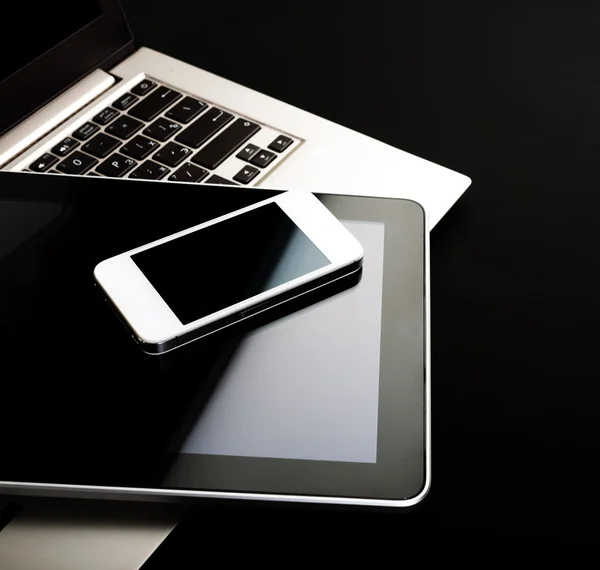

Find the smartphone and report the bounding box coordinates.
[94,192,363,354]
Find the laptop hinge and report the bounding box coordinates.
[0,69,115,168]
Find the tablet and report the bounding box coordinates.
[0,172,429,508]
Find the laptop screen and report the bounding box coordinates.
[0,2,102,84]
[0,0,132,139]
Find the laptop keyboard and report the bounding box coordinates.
[26,79,297,186]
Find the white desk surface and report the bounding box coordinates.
[0,497,182,570]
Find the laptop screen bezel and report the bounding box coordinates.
[0,0,134,138]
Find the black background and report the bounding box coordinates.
[118,0,600,559]
[11,0,600,562]
[121,0,600,558]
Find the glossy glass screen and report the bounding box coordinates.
[178,221,383,463]
[131,202,330,325]
[0,2,102,83]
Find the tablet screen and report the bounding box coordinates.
[179,221,384,463]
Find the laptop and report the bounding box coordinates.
[0,1,470,228]
[0,3,465,567]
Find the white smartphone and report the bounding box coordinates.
[94,192,364,354]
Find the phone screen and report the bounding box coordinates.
[131,202,331,325]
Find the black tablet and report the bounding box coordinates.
[0,172,429,507]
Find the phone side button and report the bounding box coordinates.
[240,300,270,318]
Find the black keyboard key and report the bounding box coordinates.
[131,80,157,96]
[72,122,99,141]
[113,93,139,111]
[96,154,137,177]
[165,97,206,124]
[191,118,260,170]
[205,174,238,186]
[56,151,98,175]
[121,135,159,160]
[268,135,294,153]
[51,137,79,157]
[175,107,233,149]
[250,149,277,168]
[233,165,260,185]
[106,116,144,140]
[153,142,192,167]
[236,143,260,162]
[29,153,58,172]
[88,172,101,176]
[93,107,119,125]
[143,118,182,142]
[128,86,182,122]
[168,163,208,183]
[82,133,121,158]
[129,160,169,180]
